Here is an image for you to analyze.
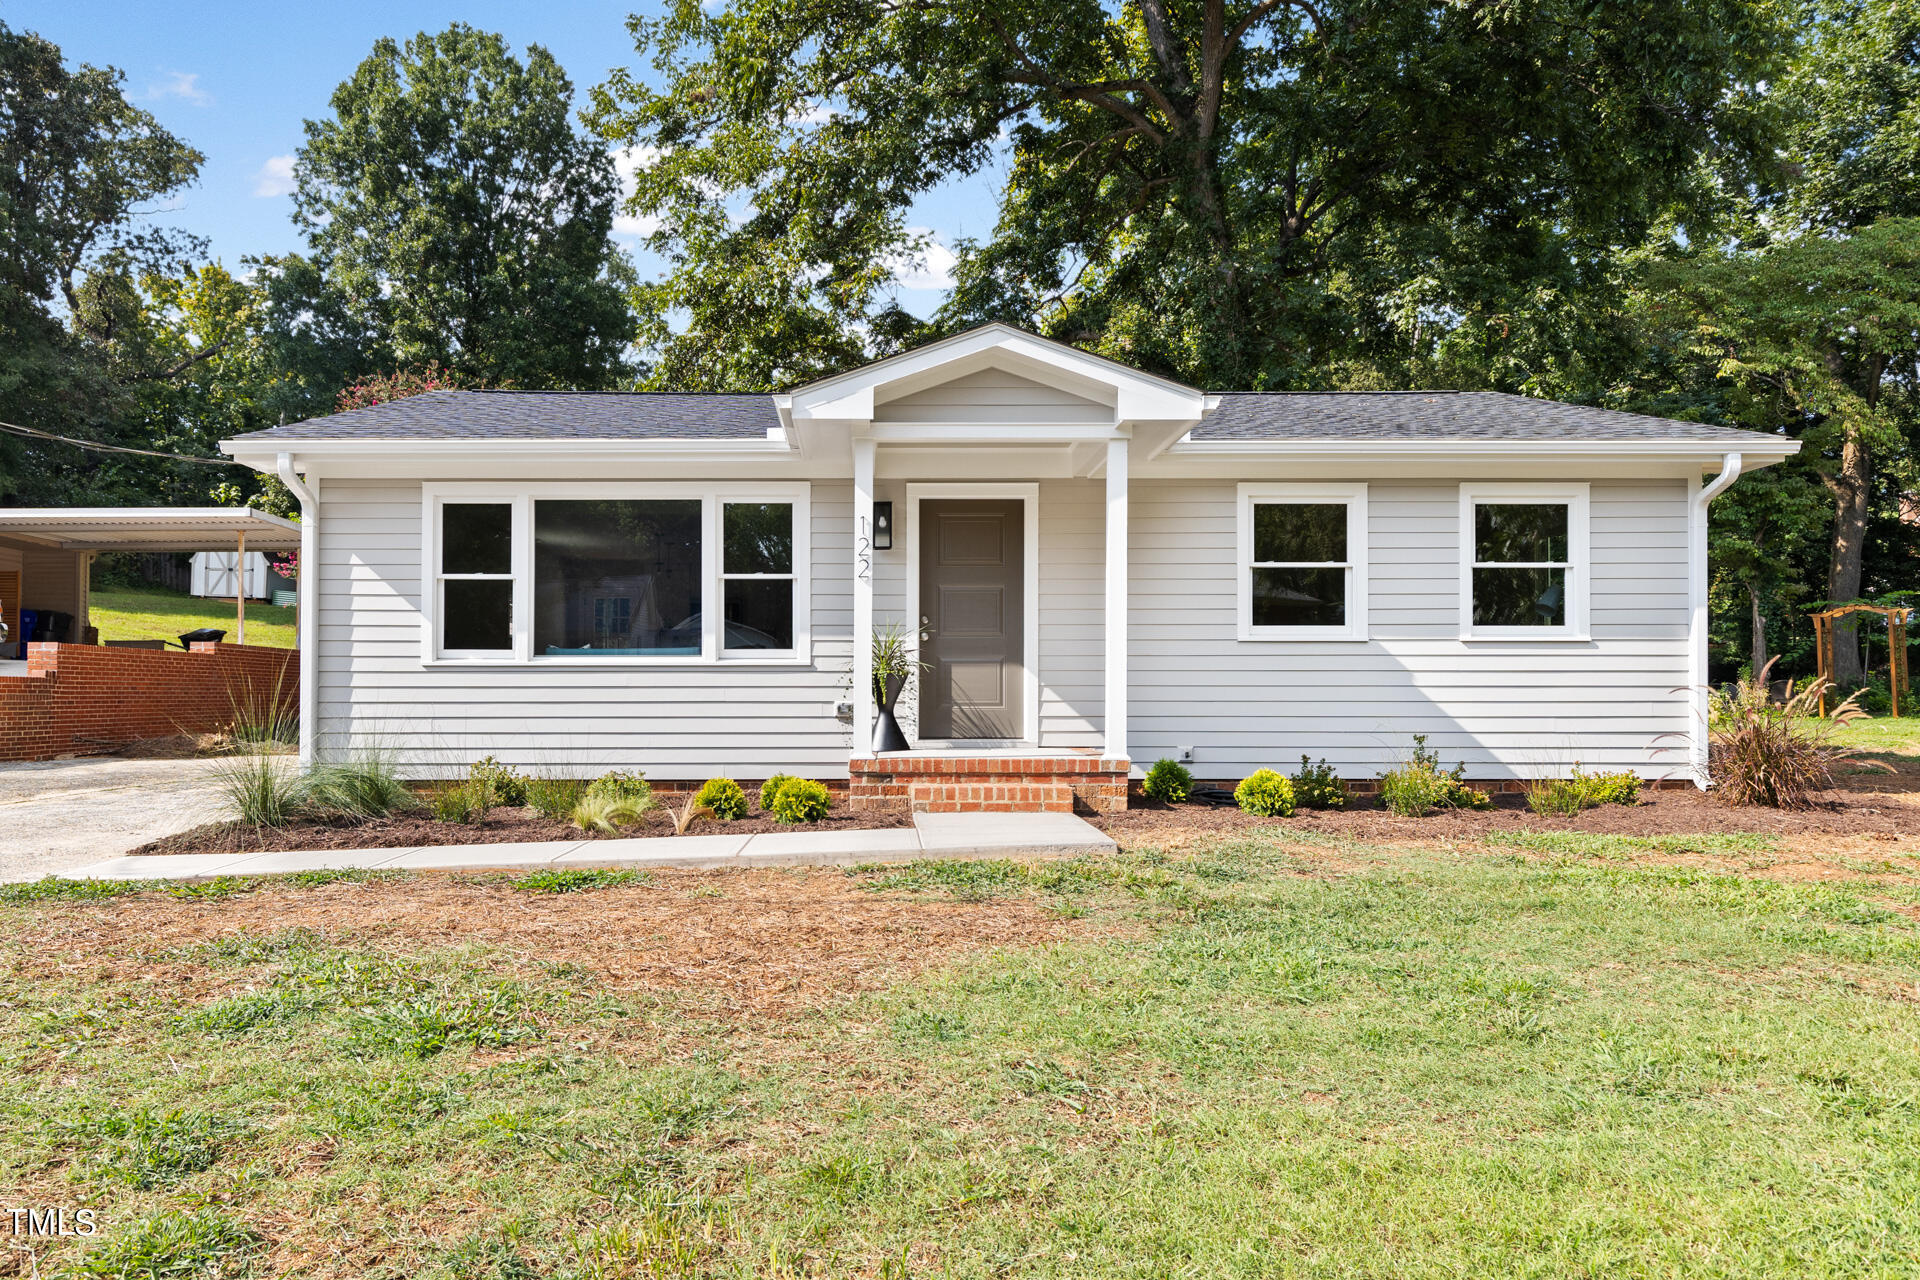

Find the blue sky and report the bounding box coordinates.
[9,1,1004,316]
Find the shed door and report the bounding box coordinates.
[918,499,1024,741]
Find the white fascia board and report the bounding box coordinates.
[1166,438,1800,462]
[221,437,797,470]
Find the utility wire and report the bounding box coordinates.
[0,417,240,467]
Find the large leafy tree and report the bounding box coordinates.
[589,0,1783,391]
[0,21,205,501]
[295,25,637,389]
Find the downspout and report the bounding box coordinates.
[1689,452,1742,787]
[276,452,318,768]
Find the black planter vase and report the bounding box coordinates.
[872,672,911,753]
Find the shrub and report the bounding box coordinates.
[430,781,490,825]
[1709,662,1870,807]
[587,770,653,808]
[1234,769,1295,816]
[571,792,653,833]
[525,776,588,821]
[305,750,414,821]
[1379,735,1493,816]
[760,773,797,810]
[213,752,304,827]
[694,777,749,821]
[468,755,527,806]
[1290,756,1346,809]
[766,777,832,823]
[1525,764,1644,815]
[1141,758,1193,804]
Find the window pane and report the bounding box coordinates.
[724,503,793,575]
[724,579,794,650]
[442,503,512,574]
[1473,566,1566,627]
[533,499,702,655]
[1475,503,1567,563]
[442,580,512,651]
[1252,567,1346,628]
[1253,503,1345,563]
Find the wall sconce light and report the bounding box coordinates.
[872,501,893,550]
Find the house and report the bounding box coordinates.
[219,325,1796,811]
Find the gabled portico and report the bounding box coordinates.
[775,324,1207,790]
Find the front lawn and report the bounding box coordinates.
[6,828,1920,1277]
[89,585,295,649]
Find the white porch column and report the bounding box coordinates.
[1104,435,1129,760]
[852,435,877,755]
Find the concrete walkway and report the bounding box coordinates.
[53,811,1118,882]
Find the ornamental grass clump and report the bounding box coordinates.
[1142,758,1193,804]
[571,792,654,833]
[213,752,305,827]
[766,777,832,823]
[1234,769,1295,817]
[694,777,749,821]
[304,748,414,821]
[1708,661,1871,808]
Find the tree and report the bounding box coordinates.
[1655,218,1920,685]
[294,25,637,390]
[1777,0,1920,233]
[0,21,204,501]
[587,0,1784,391]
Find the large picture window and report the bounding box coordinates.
[425,485,809,663]
[1237,483,1368,641]
[1459,484,1589,638]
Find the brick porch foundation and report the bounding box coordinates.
[849,754,1131,814]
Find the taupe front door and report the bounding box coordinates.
[919,499,1024,741]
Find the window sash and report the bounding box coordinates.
[1457,486,1588,639]
[1237,485,1368,641]
[423,485,809,664]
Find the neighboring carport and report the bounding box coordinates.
[0,507,301,654]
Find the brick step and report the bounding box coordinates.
[908,780,1074,814]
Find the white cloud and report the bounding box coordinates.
[148,70,211,106]
[885,228,958,292]
[252,155,296,198]
[610,146,666,239]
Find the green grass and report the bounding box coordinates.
[89,584,295,649]
[7,838,1920,1276]
[1828,714,1920,759]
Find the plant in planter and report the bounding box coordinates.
[871,621,931,753]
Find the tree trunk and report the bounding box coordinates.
[1748,582,1768,681]
[1825,426,1871,686]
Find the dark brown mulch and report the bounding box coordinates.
[132,802,910,856]
[1094,775,1920,845]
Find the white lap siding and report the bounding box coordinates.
[1128,478,1692,780]
[313,480,854,779]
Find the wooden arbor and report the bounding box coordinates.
[1812,604,1913,717]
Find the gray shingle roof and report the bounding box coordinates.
[227,386,1771,447]
[1195,391,1767,443]
[230,390,780,441]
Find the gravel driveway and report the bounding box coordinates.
[0,757,228,881]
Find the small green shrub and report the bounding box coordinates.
[571,792,653,833]
[760,773,797,810]
[1234,769,1295,817]
[525,776,588,821]
[766,777,832,823]
[1584,771,1643,806]
[586,770,653,808]
[694,776,749,820]
[1379,735,1493,816]
[305,750,414,820]
[213,751,303,827]
[1527,766,1645,816]
[1142,758,1194,804]
[468,755,527,806]
[430,781,490,825]
[1290,756,1346,809]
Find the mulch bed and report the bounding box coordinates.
[132,802,910,856]
[1095,770,1919,845]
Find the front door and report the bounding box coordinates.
[919,499,1024,741]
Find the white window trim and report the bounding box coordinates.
[420,482,811,667]
[1458,482,1590,641]
[1237,482,1369,642]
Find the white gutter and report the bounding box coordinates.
[1688,452,1742,788]
[276,452,319,769]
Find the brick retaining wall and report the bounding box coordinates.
[0,642,298,762]
[849,755,1131,814]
